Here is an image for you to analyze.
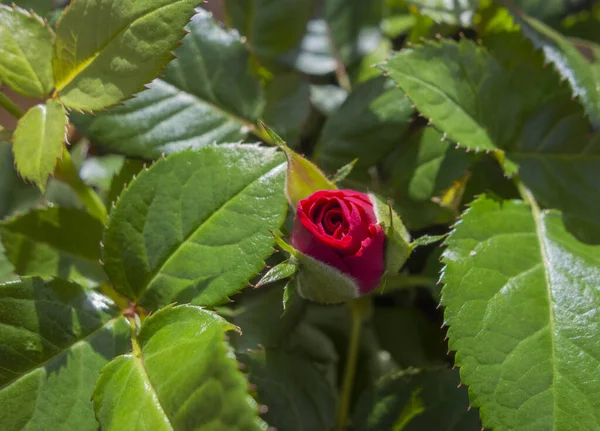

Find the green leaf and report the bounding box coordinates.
[324,0,382,65]
[1,1,53,18]
[71,10,264,159]
[313,77,414,180]
[224,0,313,61]
[0,207,107,288]
[79,154,125,196]
[353,368,481,430]
[0,241,16,282]
[13,100,67,193]
[373,307,447,368]
[406,0,478,26]
[508,6,600,127]
[0,5,53,97]
[262,73,310,146]
[52,0,198,110]
[93,305,266,430]
[106,158,144,208]
[442,196,600,430]
[382,39,600,239]
[256,260,297,288]
[382,128,474,203]
[281,20,338,75]
[241,349,337,431]
[103,144,287,310]
[0,277,130,431]
[0,142,41,219]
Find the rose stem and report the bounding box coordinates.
[337,296,370,430]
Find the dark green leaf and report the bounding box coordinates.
[353,368,481,430]
[0,4,54,97]
[281,20,337,75]
[103,145,287,309]
[0,207,107,287]
[72,10,264,159]
[324,0,382,65]
[13,100,67,193]
[93,305,266,430]
[242,349,337,431]
[1,1,53,18]
[373,307,446,368]
[0,277,130,431]
[382,39,600,240]
[224,0,314,61]
[0,241,15,282]
[314,77,414,179]
[52,0,199,110]
[508,5,600,127]
[442,196,600,430]
[0,142,40,219]
[263,73,311,145]
[106,158,145,208]
[412,234,446,247]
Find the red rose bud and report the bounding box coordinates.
[291,189,386,294]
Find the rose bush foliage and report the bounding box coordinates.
[1,1,600,431]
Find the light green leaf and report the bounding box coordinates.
[382,39,600,240]
[13,100,67,193]
[353,368,481,430]
[442,196,600,430]
[508,6,600,127]
[93,305,266,431]
[263,73,310,146]
[314,77,414,180]
[0,207,107,287]
[52,0,199,110]
[241,349,337,431]
[103,144,287,310]
[79,154,125,195]
[0,277,130,431]
[0,5,53,97]
[406,0,478,26]
[256,260,297,288]
[224,0,313,61]
[71,10,264,159]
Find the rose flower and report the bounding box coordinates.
[291,190,385,294]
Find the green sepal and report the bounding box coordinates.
[369,193,412,279]
[256,260,298,287]
[331,158,358,184]
[272,232,359,304]
[260,122,336,209]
